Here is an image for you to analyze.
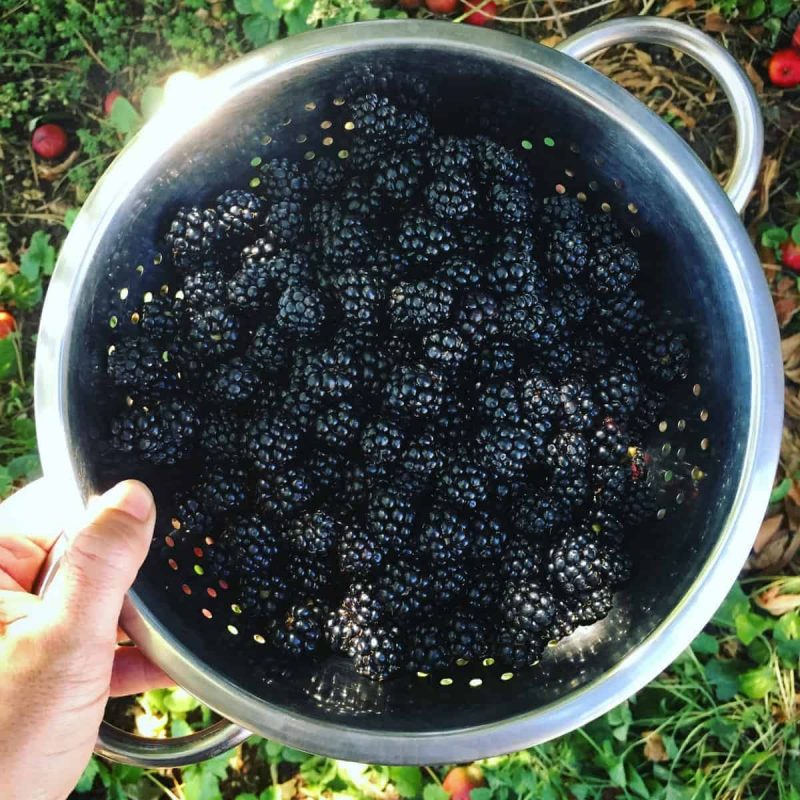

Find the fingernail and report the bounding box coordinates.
[103,481,154,522]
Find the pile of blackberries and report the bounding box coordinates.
[105,90,690,681]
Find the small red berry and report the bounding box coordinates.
[31,123,68,160]
[792,24,800,51]
[0,310,16,339]
[104,89,123,116]
[425,0,459,12]
[463,0,497,25]
[443,766,485,800]
[768,48,800,88]
[781,239,800,272]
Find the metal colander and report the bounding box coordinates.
[33,18,781,768]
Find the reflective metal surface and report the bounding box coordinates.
[34,19,781,766]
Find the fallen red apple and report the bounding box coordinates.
[31,123,68,160]
[104,89,123,116]
[443,765,486,800]
[768,48,800,88]
[463,0,497,25]
[0,310,16,339]
[781,239,800,272]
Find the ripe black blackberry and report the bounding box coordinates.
[248,323,289,376]
[475,342,517,378]
[547,529,607,595]
[428,135,475,175]
[440,454,489,510]
[368,247,411,286]
[512,491,569,539]
[276,284,327,338]
[384,363,446,420]
[520,366,560,421]
[470,511,509,561]
[186,305,240,358]
[558,376,600,432]
[165,206,223,270]
[424,174,478,220]
[286,552,332,598]
[204,538,234,581]
[298,346,358,403]
[475,423,533,479]
[256,467,315,521]
[264,200,305,247]
[325,213,374,267]
[550,466,590,510]
[307,156,346,195]
[372,150,426,206]
[245,414,301,473]
[202,466,249,516]
[546,229,591,281]
[548,600,578,641]
[422,328,469,368]
[366,484,416,550]
[592,463,631,512]
[501,292,547,343]
[601,544,632,586]
[209,356,261,404]
[432,393,471,448]
[258,157,309,203]
[350,93,401,141]
[475,379,523,426]
[631,386,667,434]
[107,339,175,392]
[284,510,339,556]
[140,294,183,340]
[465,570,502,610]
[342,175,383,222]
[639,323,690,383]
[314,401,362,449]
[304,448,345,493]
[396,431,446,490]
[199,409,243,463]
[589,418,628,465]
[271,602,323,657]
[221,514,281,580]
[375,560,431,618]
[437,256,483,290]
[361,418,405,467]
[448,613,490,662]
[227,261,274,313]
[389,278,455,332]
[241,237,277,269]
[332,268,383,328]
[238,573,291,619]
[406,624,450,674]
[588,507,626,544]
[501,580,557,637]
[347,138,386,174]
[396,212,455,265]
[261,251,312,291]
[567,586,613,626]
[396,108,433,148]
[539,195,588,233]
[589,243,640,295]
[110,399,198,465]
[475,137,531,186]
[426,561,469,610]
[595,357,642,419]
[182,267,227,310]
[215,189,264,236]
[486,255,541,298]
[171,493,213,538]
[551,283,593,326]
[547,430,590,472]
[456,290,501,346]
[489,181,536,226]
[496,626,544,668]
[585,212,625,246]
[352,624,405,681]
[595,287,646,337]
[572,338,613,376]
[500,535,543,582]
[338,525,385,576]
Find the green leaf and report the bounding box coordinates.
[0,337,17,381]
[739,666,777,699]
[183,768,222,800]
[771,0,792,15]
[423,784,450,800]
[281,746,310,764]
[708,715,737,748]
[0,468,13,498]
[252,0,283,17]
[771,477,793,503]
[606,701,632,742]
[389,766,423,798]
[163,687,201,714]
[704,659,744,700]
[735,611,771,645]
[109,96,143,136]
[171,718,194,737]
[260,788,282,800]
[761,226,789,248]
[64,208,79,230]
[792,222,800,245]
[691,632,719,656]
[74,758,100,793]
[283,0,315,33]
[236,794,260,800]
[265,739,283,761]
[713,583,750,628]
[243,14,280,45]
[111,764,144,784]
[665,784,692,800]
[777,637,800,665]
[141,86,164,119]
[608,759,626,788]
[234,0,255,11]
[744,0,765,17]
[5,453,40,481]
[108,778,127,800]
[746,636,772,665]
[628,766,650,798]
[470,789,493,800]
[20,230,55,282]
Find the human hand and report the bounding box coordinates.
[0,479,173,800]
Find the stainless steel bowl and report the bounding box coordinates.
[33,18,782,767]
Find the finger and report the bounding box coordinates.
[110,646,174,697]
[0,535,47,592]
[0,589,42,630]
[0,478,70,552]
[45,481,155,640]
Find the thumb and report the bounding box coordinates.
[45,480,155,639]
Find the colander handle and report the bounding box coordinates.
[555,17,763,214]
[29,498,252,769]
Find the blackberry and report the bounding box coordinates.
[486,255,541,298]
[366,485,416,550]
[489,181,536,226]
[374,560,430,618]
[332,268,383,328]
[438,256,483,290]
[165,206,222,270]
[407,624,450,674]
[501,292,547,343]
[501,580,556,636]
[202,466,249,516]
[256,467,316,521]
[221,514,281,580]
[601,544,632,586]
[587,507,626,544]
[595,287,646,337]
[448,613,490,662]
[566,586,613,626]
[307,156,346,194]
[215,189,264,236]
[494,227,537,263]
[595,357,642,419]
[285,552,332,598]
[589,418,628,464]
[427,561,469,609]
[470,511,508,560]
[396,213,455,265]
[547,530,606,595]
[384,363,446,420]
[325,214,373,267]
[573,339,613,376]
[204,538,234,581]
[271,602,323,656]
[548,599,579,641]
[171,493,213,537]
[465,570,502,609]
[639,323,690,383]
[546,431,589,471]
[265,200,305,247]
[305,448,346,492]
[475,379,523,426]
[592,463,631,511]
[456,290,501,346]
[585,212,625,246]
[107,339,175,392]
[338,524,385,576]
[209,356,261,404]
[396,431,446,489]
[440,454,489,510]
[368,247,412,286]
[361,419,405,467]
[350,93,402,141]
[422,328,469,368]
[631,386,666,434]
[456,224,491,258]
[314,401,362,449]
[518,367,561,421]
[539,195,588,233]
[249,323,289,375]
[110,399,198,465]
[512,492,568,539]
[140,294,183,340]
[261,251,312,291]
[476,342,517,377]
[347,138,386,174]
[352,625,405,681]
[589,243,640,295]
[428,136,475,175]
[182,268,227,310]
[284,510,339,556]
[546,229,591,281]
[298,346,358,403]
[186,306,240,358]
[245,414,301,473]
[227,261,275,313]
[424,174,478,220]
[372,150,426,206]
[550,466,590,510]
[475,423,533,479]
[500,535,543,582]
[496,626,544,668]
[475,137,531,186]
[619,477,658,524]
[432,393,471,447]
[551,283,593,326]
[199,408,243,463]
[238,573,291,619]
[342,175,383,221]
[558,377,599,432]
[258,157,309,203]
[326,608,362,657]
[241,237,278,269]
[276,284,327,338]
[389,278,455,331]
[396,108,433,148]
